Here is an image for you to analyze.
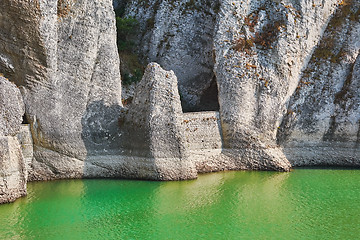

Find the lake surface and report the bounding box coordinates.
[0,169,359,239]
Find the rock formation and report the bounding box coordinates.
[0,77,27,204]
[118,0,360,170]
[212,0,339,171]
[115,0,221,111]
[0,0,123,180]
[0,0,359,200]
[120,63,197,180]
[278,3,360,166]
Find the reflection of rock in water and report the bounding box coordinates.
[233,172,291,226]
[0,180,86,238]
[153,172,231,212]
[148,170,290,237]
[150,171,290,213]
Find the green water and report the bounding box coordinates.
[0,169,359,240]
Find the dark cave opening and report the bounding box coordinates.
[22,114,29,124]
[182,76,220,113]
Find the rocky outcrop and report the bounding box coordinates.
[0,77,27,204]
[212,0,340,171]
[0,77,24,136]
[278,2,360,166]
[118,0,359,170]
[82,63,199,180]
[117,0,221,111]
[120,63,197,180]
[0,0,359,187]
[0,0,122,180]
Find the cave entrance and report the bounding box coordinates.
[22,114,29,124]
[181,76,220,113]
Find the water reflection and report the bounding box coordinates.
[148,171,291,239]
[0,169,359,239]
[0,180,85,239]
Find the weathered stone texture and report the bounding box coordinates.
[119,63,197,180]
[118,0,359,170]
[0,136,27,204]
[0,77,25,136]
[182,111,223,151]
[0,77,26,204]
[279,1,360,166]
[0,0,359,186]
[16,125,33,180]
[117,0,220,111]
[212,0,341,171]
[0,0,122,180]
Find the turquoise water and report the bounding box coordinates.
[0,169,359,239]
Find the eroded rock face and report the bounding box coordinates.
[1,0,359,184]
[0,0,122,180]
[118,0,359,170]
[0,77,26,204]
[216,0,359,168]
[0,77,25,136]
[117,0,220,111]
[212,0,340,171]
[278,2,360,166]
[0,137,27,204]
[120,63,197,180]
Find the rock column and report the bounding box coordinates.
[0,77,27,204]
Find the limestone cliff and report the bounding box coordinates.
[0,0,122,180]
[115,0,221,111]
[278,3,360,166]
[0,0,359,194]
[118,0,360,168]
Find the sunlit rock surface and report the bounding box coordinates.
[0,0,122,180]
[0,0,359,186]
[278,4,360,166]
[119,63,197,180]
[0,77,26,203]
[118,0,359,169]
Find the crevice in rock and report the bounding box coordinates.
[198,76,220,112]
[22,114,29,124]
[182,76,220,113]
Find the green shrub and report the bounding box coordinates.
[115,15,145,85]
[122,68,143,85]
[116,16,139,51]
